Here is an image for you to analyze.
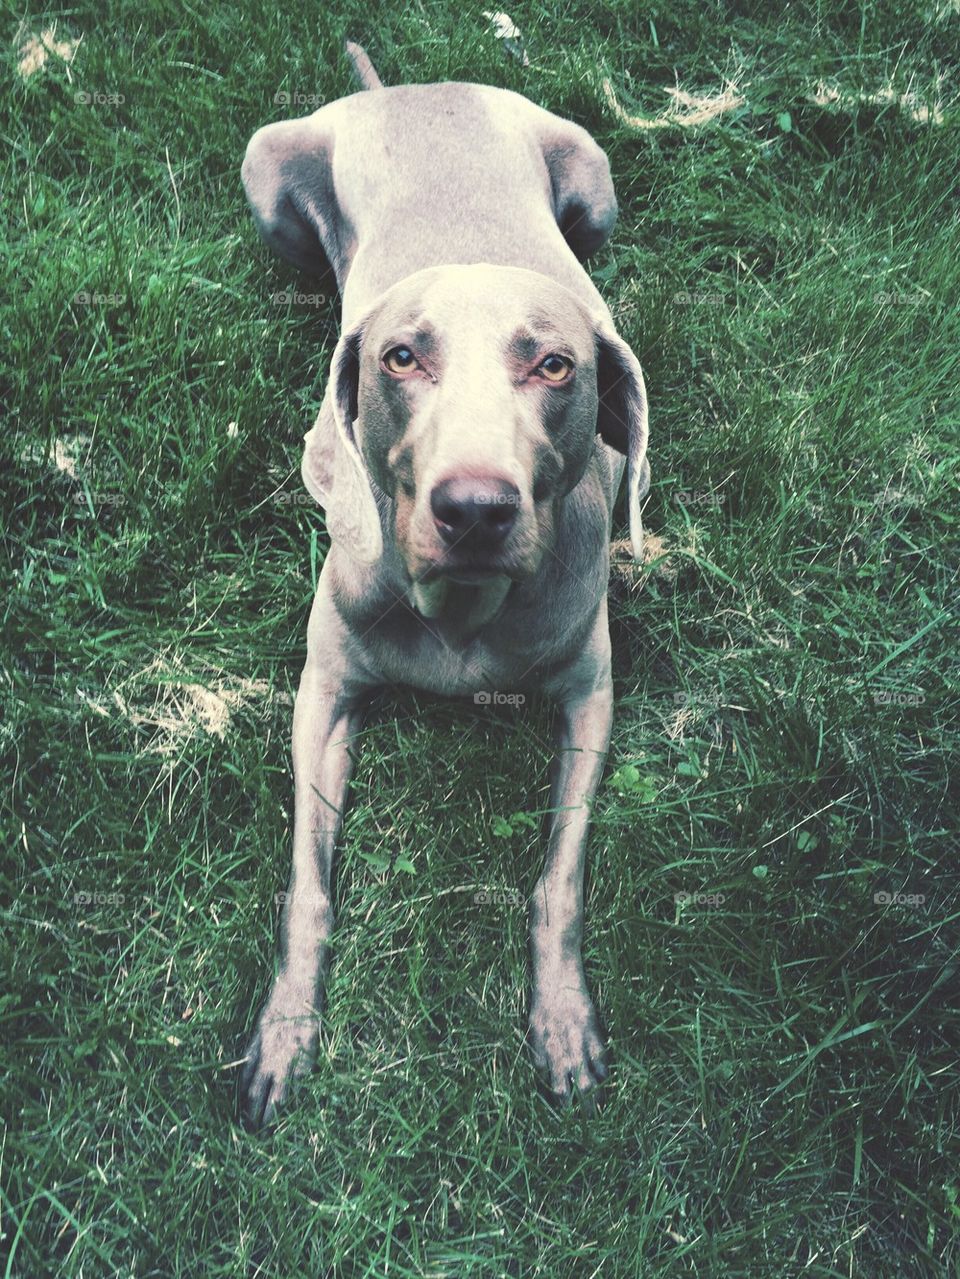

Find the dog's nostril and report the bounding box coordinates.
[431,476,520,545]
[487,505,515,530]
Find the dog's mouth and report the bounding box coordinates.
[417,558,526,585]
[403,514,549,587]
[407,561,519,623]
[444,569,500,585]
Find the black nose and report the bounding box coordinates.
[430,476,520,548]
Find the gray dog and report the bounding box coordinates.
[239,42,649,1127]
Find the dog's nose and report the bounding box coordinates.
[431,475,520,548]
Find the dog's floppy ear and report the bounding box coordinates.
[595,320,650,560]
[534,115,618,260]
[302,321,383,563]
[241,109,350,278]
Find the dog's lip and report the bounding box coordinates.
[423,566,501,584]
[416,561,520,585]
[444,569,502,585]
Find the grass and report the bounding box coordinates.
[2,0,959,1274]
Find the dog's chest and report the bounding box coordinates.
[355,596,584,697]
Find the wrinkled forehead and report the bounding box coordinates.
[362,267,597,363]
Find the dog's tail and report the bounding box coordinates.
[344,40,383,90]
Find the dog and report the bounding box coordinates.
[239,41,649,1127]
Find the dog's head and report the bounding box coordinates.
[305,264,649,582]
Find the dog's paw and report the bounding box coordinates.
[239,988,320,1129]
[528,987,608,1111]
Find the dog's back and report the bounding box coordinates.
[243,70,616,322]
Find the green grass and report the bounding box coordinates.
[3,0,959,1274]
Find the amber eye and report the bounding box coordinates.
[537,354,573,382]
[383,346,418,374]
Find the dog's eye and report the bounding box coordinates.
[537,354,573,383]
[383,346,418,374]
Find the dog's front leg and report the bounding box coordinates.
[529,627,614,1107]
[240,584,369,1128]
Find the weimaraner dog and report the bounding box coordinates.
[239,42,649,1127]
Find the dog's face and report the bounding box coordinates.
[306,263,650,580]
[354,265,602,582]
